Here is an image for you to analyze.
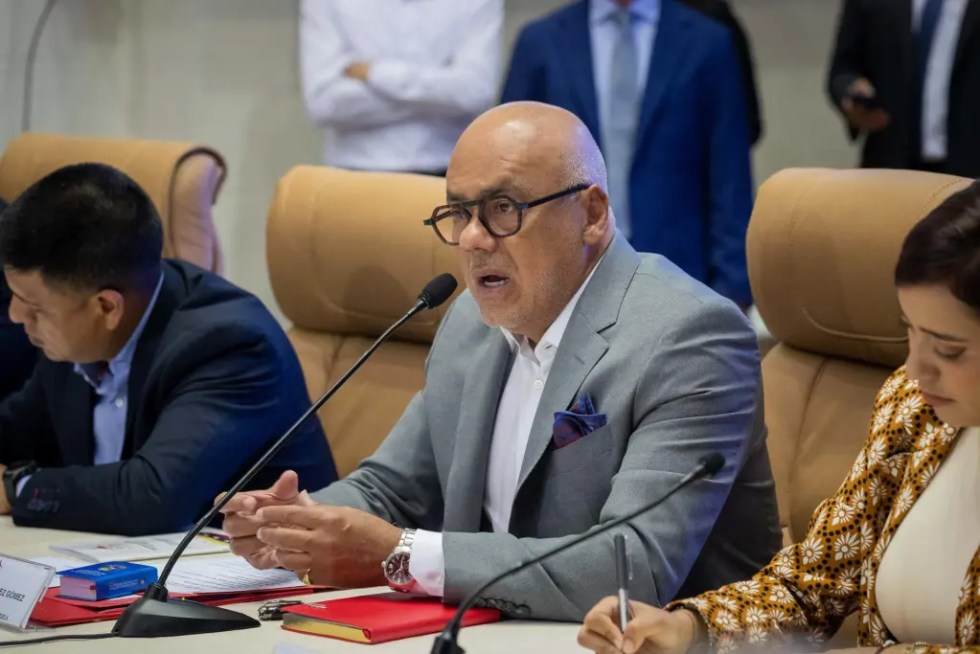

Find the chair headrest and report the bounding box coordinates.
[267,166,461,344]
[0,132,227,271]
[748,168,972,367]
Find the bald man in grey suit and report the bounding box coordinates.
[222,102,781,621]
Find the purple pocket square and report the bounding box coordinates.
[552,394,607,449]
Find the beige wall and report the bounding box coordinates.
[0,0,859,319]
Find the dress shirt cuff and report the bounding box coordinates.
[15,474,32,497]
[408,529,446,597]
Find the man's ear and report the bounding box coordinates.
[94,289,126,331]
[582,185,610,245]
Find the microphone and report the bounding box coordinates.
[112,273,458,639]
[418,273,458,310]
[430,453,726,654]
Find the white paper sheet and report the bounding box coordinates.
[48,530,230,563]
[162,556,306,595]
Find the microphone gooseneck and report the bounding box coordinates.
[113,274,458,638]
[430,454,726,654]
[156,273,458,588]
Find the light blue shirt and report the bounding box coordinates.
[15,275,165,498]
[73,275,164,466]
[589,0,660,137]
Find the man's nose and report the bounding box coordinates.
[8,295,27,325]
[457,213,496,252]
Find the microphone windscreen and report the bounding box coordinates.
[418,273,458,309]
[699,453,725,476]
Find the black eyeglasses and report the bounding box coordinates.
[423,183,591,246]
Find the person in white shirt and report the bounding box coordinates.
[299,0,503,175]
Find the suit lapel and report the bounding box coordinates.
[123,264,182,455]
[515,236,640,492]
[561,1,602,140]
[635,0,693,152]
[58,372,95,466]
[442,332,514,533]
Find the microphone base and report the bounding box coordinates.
[112,595,260,638]
[430,631,465,654]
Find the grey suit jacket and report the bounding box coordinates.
[313,235,781,621]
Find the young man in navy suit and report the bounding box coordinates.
[501,0,754,308]
[0,163,337,534]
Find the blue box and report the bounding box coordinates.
[58,561,158,601]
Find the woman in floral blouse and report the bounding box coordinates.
[579,181,980,654]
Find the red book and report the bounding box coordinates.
[281,592,501,644]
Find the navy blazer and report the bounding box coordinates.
[0,260,337,534]
[501,0,754,305]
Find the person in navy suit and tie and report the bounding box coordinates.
[828,0,980,177]
[0,163,336,534]
[501,0,754,308]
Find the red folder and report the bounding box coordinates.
[30,585,325,627]
[280,592,501,644]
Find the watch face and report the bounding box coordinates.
[384,552,412,585]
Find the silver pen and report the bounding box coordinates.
[614,533,631,632]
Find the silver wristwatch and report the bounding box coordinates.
[382,528,418,592]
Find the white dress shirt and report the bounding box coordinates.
[299,0,502,173]
[913,0,969,161]
[876,427,980,643]
[408,262,602,596]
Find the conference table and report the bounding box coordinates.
[0,518,582,653]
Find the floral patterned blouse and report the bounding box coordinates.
[670,367,979,653]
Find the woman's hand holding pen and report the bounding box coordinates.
[577,598,701,654]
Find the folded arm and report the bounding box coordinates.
[364,0,501,118]
[299,0,500,130]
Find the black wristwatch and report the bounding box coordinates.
[3,461,38,503]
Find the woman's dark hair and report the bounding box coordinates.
[895,179,980,312]
[0,163,163,294]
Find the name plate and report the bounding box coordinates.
[0,553,55,631]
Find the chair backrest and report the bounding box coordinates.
[0,132,227,274]
[748,168,972,545]
[267,166,461,477]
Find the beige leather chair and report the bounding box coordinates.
[267,166,461,477]
[0,132,227,274]
[749,167,971,546]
